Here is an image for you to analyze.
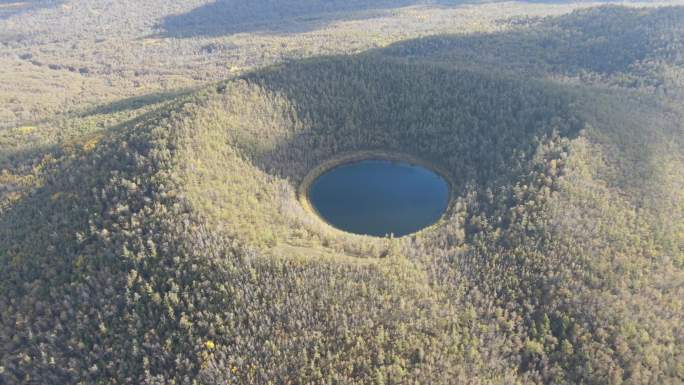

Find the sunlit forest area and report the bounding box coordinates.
[1,1,683,384]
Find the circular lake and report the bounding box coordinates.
[307,159,449,237]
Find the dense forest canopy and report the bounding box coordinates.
[382,6,684,95]
[1,2,683,385]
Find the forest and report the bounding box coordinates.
[1,2,683,385]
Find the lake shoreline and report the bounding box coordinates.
[297,149,457,239]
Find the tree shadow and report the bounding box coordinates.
[81,88,197,117]
[0,0,64,20]
[158,0,490,38]
[160,0,409,38]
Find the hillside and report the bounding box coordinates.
[1,4,683,385]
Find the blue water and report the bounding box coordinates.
[308,160,449,237]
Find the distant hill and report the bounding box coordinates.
[382,6,684,97]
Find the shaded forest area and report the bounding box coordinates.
[0,0,62,20]
[382,6,684,96]
[161,0,418,37]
